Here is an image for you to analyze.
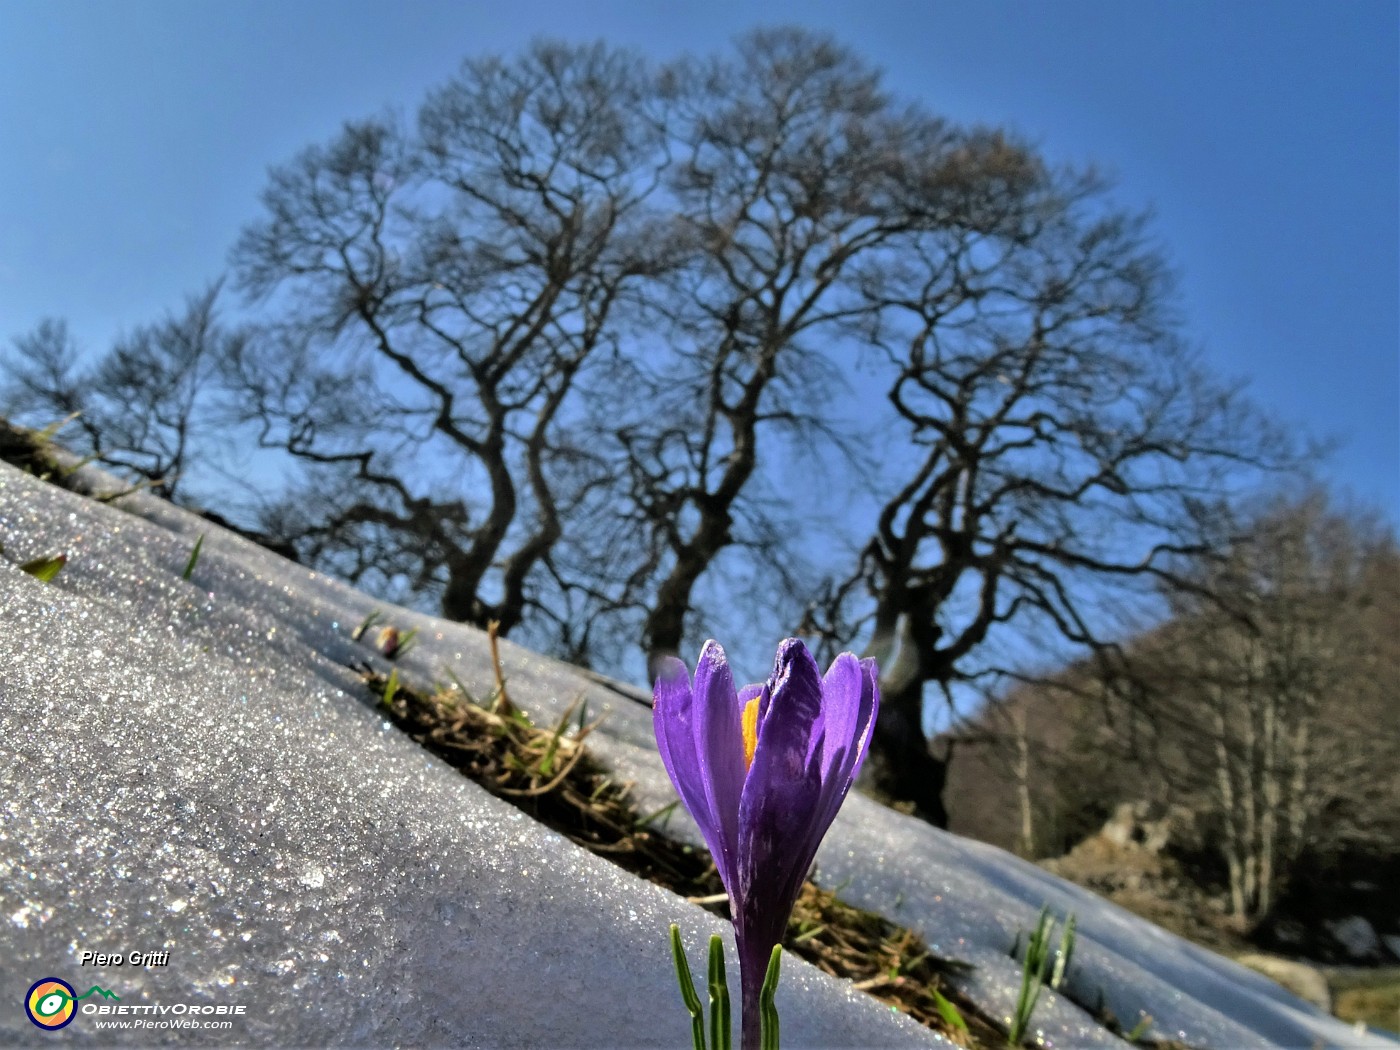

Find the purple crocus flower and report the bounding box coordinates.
[654,638,879,1050]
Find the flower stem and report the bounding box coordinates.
[739,941,783,1050]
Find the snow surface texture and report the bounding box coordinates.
[0,459,1389,1049]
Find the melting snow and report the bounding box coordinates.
[0,460,1390,1048]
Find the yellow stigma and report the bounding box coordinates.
[741,696,761,771]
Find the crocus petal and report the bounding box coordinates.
[734,640,828,958]
[653,656,733,888]
[752,638,824,776]
[807,655,880,845]
[854,657,880,771]
[690,640,746,893]
[811,652,864,775]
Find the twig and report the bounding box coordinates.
[487,619,514,713]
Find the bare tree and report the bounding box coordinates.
[582,29,1044,676]
[935,487,1399,934]
[229,42,673,635]
[2,282,239,501]
[8,40,1360,887]
[1141,493,1399,926]
[801,165,1292,823]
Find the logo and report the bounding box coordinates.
[24,978,119,1031]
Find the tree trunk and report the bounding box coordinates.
[1285,719,1311,864]
[855,592,953,825]
[439,436,518,629]
[859,674,950,826]
[1258,684,1280,919]
[441,551,489,627]
[641,564,698,666]
[1212,686,1249,924]
[1015,708,1035,857]
[1238,648,1261,921]
[641,508,735,674]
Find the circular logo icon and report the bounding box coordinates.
[25,978,76,1030]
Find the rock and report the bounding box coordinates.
[1270,918,1308,946]
[1236,954,1332,1012]
[1326,917,1382,961]
[1384,934,1400,962]
[1096,800,1195,855]
[1101,801,1145,848]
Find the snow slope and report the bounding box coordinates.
[0,460,1389,1048]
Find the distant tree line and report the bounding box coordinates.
[944,491,1400,930]
[3,29,1306,825]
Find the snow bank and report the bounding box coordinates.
[0,460,1387,1048]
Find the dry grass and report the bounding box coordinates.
[1331,969,1400,1037]
[1,418,72,487]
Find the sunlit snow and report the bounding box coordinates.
[0,460,1388,1048]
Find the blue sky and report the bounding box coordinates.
[2,0,1396,523]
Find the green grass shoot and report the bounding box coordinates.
[182,533,204,580]
[1008,905,1078,1043]
[759,944,782,1050]
[707,934,732,1050]
[1009,906,1055,1043]
[639,799,679,828]
[537,705,572,777]
[669,924,707,1050]
[20,553,66,582]
[352,609,384,641]
[36,412,81,441]
[1051,912,1076,990]
[1125,1013,1153,1042]
[793,922,826,945]
[930,987,969,1036]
